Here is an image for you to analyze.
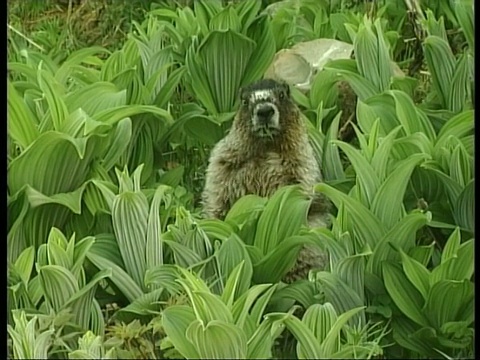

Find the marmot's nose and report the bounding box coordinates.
[256,105,275,124]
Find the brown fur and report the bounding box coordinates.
[202,79,330,282]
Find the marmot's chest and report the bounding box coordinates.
[232,152,302,198]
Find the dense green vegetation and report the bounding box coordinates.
[7,0,474,358]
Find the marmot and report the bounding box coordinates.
[202,79,330,282]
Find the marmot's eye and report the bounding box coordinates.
[242,99,249,106]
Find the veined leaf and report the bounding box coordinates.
[7,79,39,149]
[242,15,276,86]
[216,236,253,302]
[424,280,474,329]
[162,305,200,359]
[423,36,456,109]
[254,185,311,255]
[187,30,256,114]
[315,183,385,249]
[186,320,247,359]
[231,283,273,330]
[13,246,35,287]
[368,211,431,277]
[333,140,380,207]
[86,251,143,303]
[453,180,474,233]
[112,190,149,289]
[371,153,429,229]
[55,46,108,85]
[383,263,429,327]
[321,306,366,356]
[323,112,346,182]
[314,272,365,327]
[448,52,473,113]
[65,82,127,118]
[8,131,95,196]
[399,249,430,300]
[454,1,474,50]
[387,90,436,140]
[144,264,183,295]
[441,227,461,264]
[270,312,324,359]
[37,66,69,131]
[301,303,337,346]
[38,265,79,312]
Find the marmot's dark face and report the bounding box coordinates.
[238,79,296,138]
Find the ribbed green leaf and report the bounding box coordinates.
[144,264,183,295]
[7,79,40,149]
[392,131,434,160]
[383,263,429,327]
[246,318,278,359]
[334,248,371,306]
[152,66,187,108]
[325,67,378,101]
[409,243,435,267]
[38,265,79,312]
[67,269,111,329]
[254,185,310,255]
[323,112,346,182]
[163,239,203,268]
[13,246,35,286]
[86,251,143,303]
[454,180,474,233]
[423,36,456,109]
[24,183,86,214]
[112,190,149,289]
[333,140,380,207]
[352,17,392,93]
[448,53,473,113]
[231,283,273,330]
[399,249,430,300]
[436,110,473,143]
[424,280,473,329]
[116,288,165,316]
[94,105,172,126]
[198,219,236,242]
[315,183,385,249]
[100,118,132,171]
[278,314,324,359]
[55,46,108,85]
[252,235,314,284]
[210,6,241,32]
[387,90,436,139]
[37,67,69,131]
[242,15,276,86]
[441,227,461,264]
[371,153,428,229]
[162,305,200,359]
[314,272,365,327]
[216,236,253,303]
[186,30,256,114]
[89,299,105,337]
[321,306,366,356]
[224,194,266,225]
[454,2,474,50]
[368,211,431,277]
[145,185,170,272]
[186,320,247,359]
[8,131,94,196]
[65,82,127,120]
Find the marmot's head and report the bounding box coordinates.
[236,79,299,139]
